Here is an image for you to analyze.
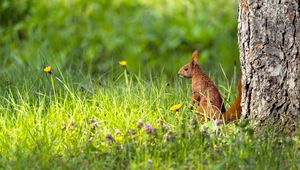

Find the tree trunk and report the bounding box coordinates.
[238,0,300,134]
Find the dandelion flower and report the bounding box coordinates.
[169,103,183,111]
[43,66,52,74]
[119,60,127,66]
[114,128,123,141]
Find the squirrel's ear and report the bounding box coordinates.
[191,49,198,63]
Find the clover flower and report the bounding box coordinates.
[106,133,114,144]
[144,124,152,134]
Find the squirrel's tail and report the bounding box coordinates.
[222,80,242,121]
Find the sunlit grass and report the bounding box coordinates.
[0,68,299,169]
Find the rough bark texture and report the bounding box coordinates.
[238,0,300,134]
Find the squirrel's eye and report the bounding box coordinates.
[184,68,188,71]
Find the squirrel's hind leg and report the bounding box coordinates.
[197,99,222,123]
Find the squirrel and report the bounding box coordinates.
[178,50,241,122]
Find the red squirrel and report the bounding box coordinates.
[178,50,241,122]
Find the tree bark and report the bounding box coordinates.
[238,0,300,134]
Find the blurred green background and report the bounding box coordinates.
[0,0,239,79]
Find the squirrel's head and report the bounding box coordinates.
[178,50,198,78]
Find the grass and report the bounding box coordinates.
[0,66,299,169]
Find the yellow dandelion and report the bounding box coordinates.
[114,128,123,141]
[119,60,127,66]
[169,103,183,111]
[43,66,52,74]
[115,132,123,141]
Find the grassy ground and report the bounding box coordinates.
[0,66,299,169]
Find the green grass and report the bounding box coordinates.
[1,0,298,168]
[0,67,299,170]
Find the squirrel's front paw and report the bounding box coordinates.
[188,104,194,110]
